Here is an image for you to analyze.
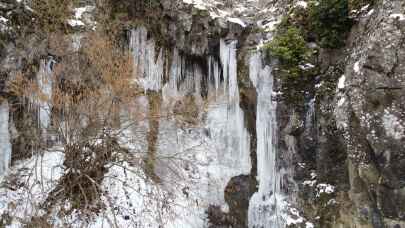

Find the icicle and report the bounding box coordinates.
[170,49,181,92]
[220,39,251,174]
[305,98,315,129]
[248,52,286,228]
[220,39,229,94]
[129,27,164,92]
[0,100,11,176]
[207,56,221,97]
[213,57,220,93]
[37,58,54,131]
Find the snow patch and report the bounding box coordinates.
[316,183,335,197]
[73,6,94,19]
[227,17,247,27]
[353,61,361,74]
[383,113,404,140]
[0,149,65,224]
[338,97,346,107]
[389,14,405,21]
[295,1,308,8]
[286,207,304,225]
[68,6,94,27]
[366,9,375,17]
[67,19,85,27]
[303,180,316,187]
[299,63,315,70]
[0,16,8,23]
[338,75,346,89]
[182,0,209,10]
[306,222,315,228]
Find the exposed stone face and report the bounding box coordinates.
[335,0,405,226]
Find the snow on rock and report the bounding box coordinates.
[383,112,404,140]
[337,97,346,107]
[366,9,375,17]
[227,17,247,27]
[303,180,316,187]
[67,19,85,27]
[182,0,211,10]
[299,63,315,70]
[316,183,335,197]
[338,75,346,89]
[286,207,304,226]
[303,171,317,187]
[389,13,405,21]
[73,6,94,19]
[68,6,95,27]
[259,19,281,32]
[0,16,9,32]
[306,222,315,228]
[353,61,361,74]
[295,1,308,9]
[0,16,8,23]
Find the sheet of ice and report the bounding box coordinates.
[0,101,11,176]
[37,59,54,131]
[219,39,251,176]
[157,39,251,224]
[130,27,164,92]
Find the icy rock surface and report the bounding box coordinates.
[0,100,11,176]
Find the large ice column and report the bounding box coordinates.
[0,100,11,175]
[219,39,251,174]
[37,58,54,130]
[129,27,164,92]
[248,52,286,228]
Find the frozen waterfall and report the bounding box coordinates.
[127,27,254,225]
[0,100,11,176]
[248,52,286,228]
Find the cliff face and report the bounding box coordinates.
[0,0,404,227]
[334,0,405,226]
[280,0,405,227]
